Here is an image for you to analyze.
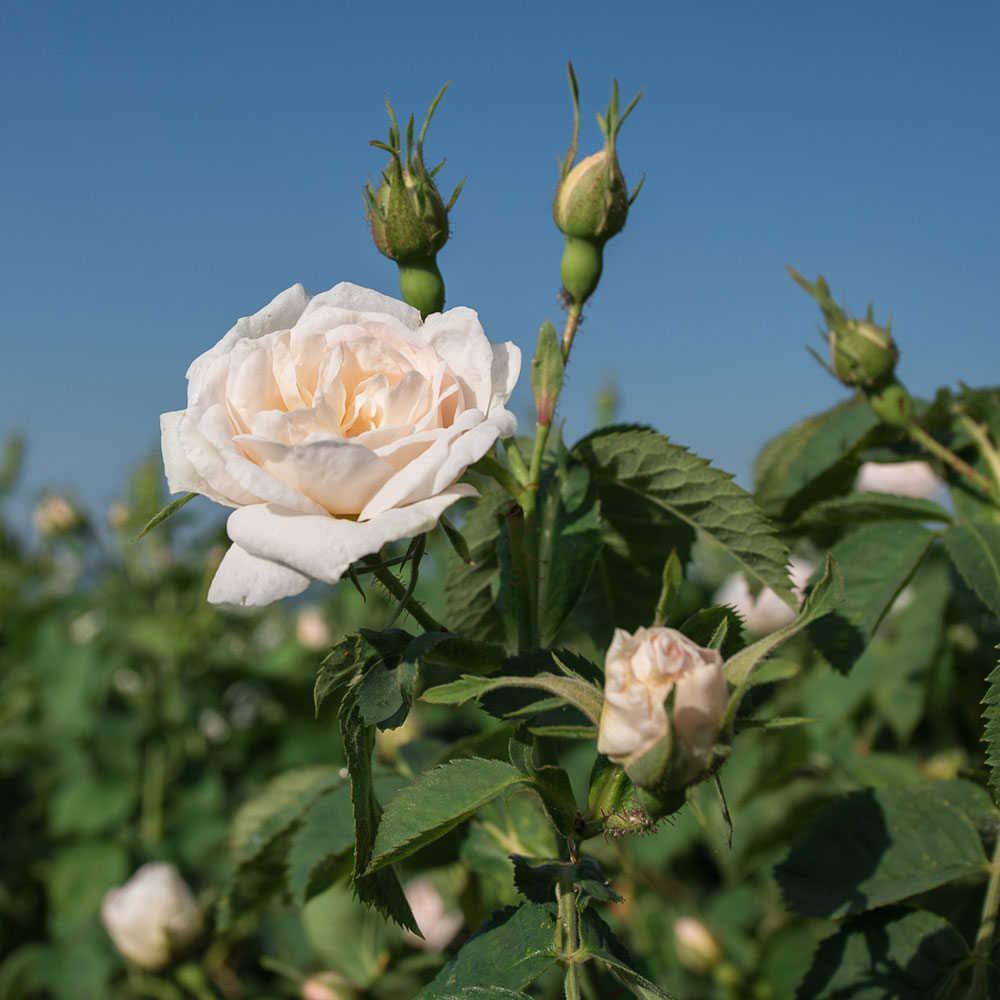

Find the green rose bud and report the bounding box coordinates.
[829,317,899,389]
[553,64,644,307]
[364,85,465,318]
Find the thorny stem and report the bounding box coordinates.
[561,302,583,361]
[363,557,444,633]
[970,835,1000,997]
[556,872,582,1000]
[906,421,997,500]
[504,504,536,649]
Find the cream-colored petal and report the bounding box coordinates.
[421,307,497,412]
[235,436,393,516]
[160,410,214,498]
[488,340,522,416]
[207,540,311,606]
[186,284,311,398]
[302,282,422,332]
[226,488,477,589]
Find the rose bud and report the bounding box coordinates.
[829,317,899,389]
[100,862,202,970]
[553,64,644,306]
[597,627,728,800]
[364,84,465,318]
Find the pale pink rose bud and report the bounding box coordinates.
[854,460,942,499]
[100,863,202,970]
[402,878,463,952]
[598,627,728,791]
[715,557,815,634]
[32,495,79,536]
[301,973,357,1000]
[296,607,332,651]
[673,917,722,974]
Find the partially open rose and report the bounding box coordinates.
[161,283,520,605]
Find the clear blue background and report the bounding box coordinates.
[3,0,997,527]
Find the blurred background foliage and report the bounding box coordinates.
[1,415,998,999]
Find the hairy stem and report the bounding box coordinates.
[556,872,582,1000]
[470,452,524,497]
[364,557,444,632]
[906,422,996,499]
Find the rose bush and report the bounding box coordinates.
[598,626,728,786]
[161,283,520,605]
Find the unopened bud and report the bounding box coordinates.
[101,863,202,970]
[597,627,728,803]
[553,65,643,307]
[673,917,723,975]
[830,318,898,389]
[364,85,464,317]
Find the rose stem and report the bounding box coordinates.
[362,556,444,633]
[970,834,1000,998]
[502,438,530,484]
[905,421,996,499]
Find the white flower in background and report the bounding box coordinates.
[296,607,332,650]
[300,973,357,1000]
[714,556,815,634]
[854,460,942,498]
[402,878,463,952]
[100,862,202,970]
[673,917,723,975]
[160,283,520,607]
[597,627,728,779]
[107,500,131,529]
[32,495,79,536]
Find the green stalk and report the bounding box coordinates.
[502,437,530,484]
[363,557,444,632]
[959,414,1000,500]
[556,873,582,1000]
[906,421,996,499]
[470,452,524,497]
[970,835,1000,998]
[504,505,536,649]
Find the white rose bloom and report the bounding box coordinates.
[100,862,202,970]
[598,627,728,777]
[161,283,520,606]
[715,556,815,634]
[402,877,463,952]
[854,460,942,499]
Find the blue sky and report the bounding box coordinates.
[2,1,998,528]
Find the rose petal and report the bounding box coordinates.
[160,410,215,498]
[303,282,422,331]
[224,488,477,588]
[207,543,311,606]
[187,284,312,398]
[421,307,498,412]
[489,341,522,416]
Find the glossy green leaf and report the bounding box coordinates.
[579,909,676,998]
[944,522,1000,616]
[796,907,968,999]
[776,781,990,918]
[286,784,355,905]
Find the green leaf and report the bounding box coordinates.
[944,522,1000,616]
[798,491,954,527]
[754,397,880,522]
[984,659,1000,803]
[537,461,601,646]
[796,907,968,1000]
[679,606,746,659]
[286,784,356,905]
[370,758,526,871]
[725,554,842,698]
[808,522,936,673]
[511,855,623,906]
[315,629,413,717]
[775,781,991,918]
[339,694,418,933]
[653,549,684,626]
[415,903,560,998]
[531,319,564,425]
[445,491,507,642]
[421,671,603,726]
[575,425,794,608]
[134,491,197,539]
[579,909,676,998]
[220,766,342,927]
